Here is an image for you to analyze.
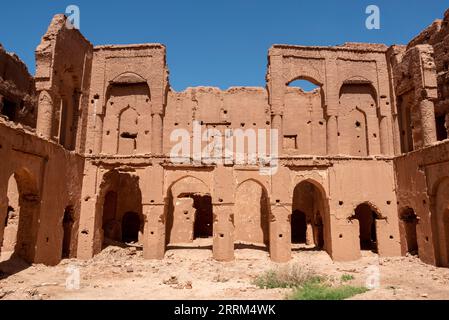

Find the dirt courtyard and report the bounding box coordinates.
[1,239,449,300]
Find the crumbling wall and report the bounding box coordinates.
[390,9,449,267]
[0,44,36,127]
[387,44,438,152]
[407,9,449,135]
[35,14,93,152]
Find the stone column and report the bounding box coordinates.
[326,115,338,155]
[419,99,437,146]
[152,113,163,154]
[143,204,166,259]
[213,204,234,261]
[36,90,54,139]
[269,205,291,263]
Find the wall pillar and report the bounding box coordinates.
[419,99,437,146]
[269,205,291,263]
[143,204,166,259]
[326,115,338,155]
[379,115,390,155]
[76,163,100,259]
[36,90,54,139]
[151,113,163,154]
[93,113,104,154]
[271,114,283,155]
[306,222,314,245]
[213,204,234,261]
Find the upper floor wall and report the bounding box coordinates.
[267,43,396,157]
[31,11,449,158]
[84,44,168,156]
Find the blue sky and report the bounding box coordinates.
[0,1,448,91]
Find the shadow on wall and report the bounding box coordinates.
[0,168,40,279]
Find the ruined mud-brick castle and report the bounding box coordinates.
[2,10,449,267]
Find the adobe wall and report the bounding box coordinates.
[13,10,449,266]
[71,38,402,263]
[83,43,168,156]
[267,43,396,157]
[0,119,84,266]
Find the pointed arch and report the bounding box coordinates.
[291,179,330,253]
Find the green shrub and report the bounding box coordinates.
[340,274,355,282]
[254,265,322,289]
[290,282,368,300]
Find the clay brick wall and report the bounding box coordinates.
[0,119,84,266]
[7,10,449,267]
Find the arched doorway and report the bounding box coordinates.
[62,206,75,259]
[122,211,141,243]
[400,208,419,256]
[96,170,143,253]
[234,180,270,249]
[1,169,40,262]
[351,203,380,253]
[291,180,328,251]
[166,177,213,249]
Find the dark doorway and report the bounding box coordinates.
[401,208,419,255]
[122,212,141,243]
[62,206,75,259]
[291,210,307,244]
[192,195,213,239]
[102,191,120,242]
[2,99,17,122]
[436,114,448,141]
[353,204,378,252]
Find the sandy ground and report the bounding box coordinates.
[1,239,449,300]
